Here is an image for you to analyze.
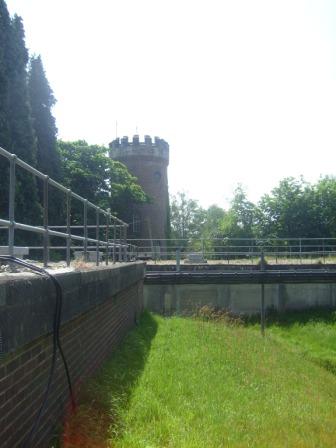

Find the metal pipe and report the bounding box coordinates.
[113,221,116,264]
[43,176,49,267]
[8,155,16,256]
[66,190,71,267]
[105,213,110,265]
[83,200,88,261]
[118,226,122,262]
[44,224,125,229]
[124,225,128,261]
[96,209,99,266]
[260,250,266,337]
[0,146,130,268]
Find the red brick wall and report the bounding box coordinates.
[0,280,143,448]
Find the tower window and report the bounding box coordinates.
[154,171,161,182]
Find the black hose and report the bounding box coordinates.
[0,256,75,448]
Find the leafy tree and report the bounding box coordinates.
[57,140,148,224]
[203,205,226,238]
[311,176,336,238]
[170,192,206,245]
[220,185,256,239]
[257,177,316,238]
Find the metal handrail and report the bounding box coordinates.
[0,146,130,267]
[129,237,336,264]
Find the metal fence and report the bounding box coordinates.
[0,146,133,267]
[129,237,336,264]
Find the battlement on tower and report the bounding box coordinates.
[109,135,169,164]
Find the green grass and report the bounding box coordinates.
[63,311,336,447]
[260,308,336,374]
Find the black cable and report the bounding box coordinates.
[0,256,75,448]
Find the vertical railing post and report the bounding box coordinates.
[323,239,326,264]
[83,200,88,261]
[176,247,181,272]
[105,212,110,265]
[118,226,122,262]
[122,225,125,262]
[260,250,265,337]
[43,176,49,267]
[124,224,128,262]
[66,190,71,267]
[8,155,16,256]
[113,221,116,264]
[96,208,99,266]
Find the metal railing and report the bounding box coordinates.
[128,237,336,265]
[0,146,133,267]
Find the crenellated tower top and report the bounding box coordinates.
[109,135,169,165]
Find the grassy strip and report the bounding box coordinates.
[61,311,336,447]
[258,308,336,374]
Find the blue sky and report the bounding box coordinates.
[6,0,336,208]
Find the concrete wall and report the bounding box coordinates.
[144,282,336,315]
[0,262,145,448]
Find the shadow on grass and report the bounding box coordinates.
[60,310,158,448]
[244,306,336,328]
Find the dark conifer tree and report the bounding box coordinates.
[28,55,63,223]
[0,0,11,147]
[28,55,61,179]
[0,0,12,224]
[6,14,41,228]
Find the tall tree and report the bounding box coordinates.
[28,55,61,179]
[6,14,41,226]
[0,0,11,149]
[257,177,316,238]
[220,185,256,239]
[0,0,13,225]
[170,192,206,242]
[311,176,336,238]
[0,8,41,237]
[28,55,62,223]
[203,205,226,238]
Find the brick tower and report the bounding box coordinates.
[109,135,169,244]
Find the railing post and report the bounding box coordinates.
[260,250,265,337]
[43,176,49,267]
[83,200,88,262]
[113,220,116,264]
[118,226,122,262]
[124,224,128,262]
[96,209,100,266]
[105,212,110,265]
[323,239,326,264]
[8,155,16,256]
[66,190,71,267]
[176,247,181,272]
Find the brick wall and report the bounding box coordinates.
[0,263,144,447]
